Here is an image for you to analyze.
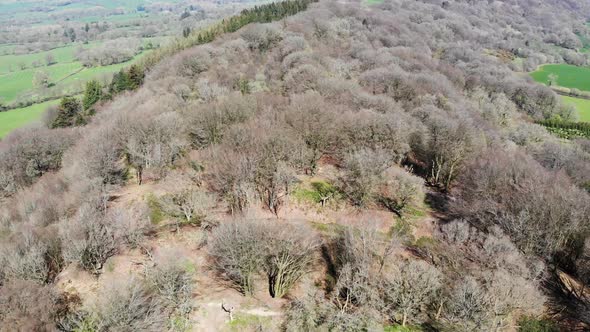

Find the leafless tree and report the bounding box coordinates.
[339,149,391,206]
[144,248,193,316]
[90,277,166,332]
[0,280,67,330]
[264,223,319,298]
[376,167,425,216]
[161,186,215,229]
[59,204,118,274]
[208,220,267,295]
[382,260,443,326]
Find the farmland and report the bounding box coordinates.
[0,0,265,137]
[0,99,58,138]
[562,95,590,122]
[530,64,590,91]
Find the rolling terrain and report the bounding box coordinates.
[1,0,590,331]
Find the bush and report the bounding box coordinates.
[518,316,558,332]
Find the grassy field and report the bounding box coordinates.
[0,50,151,137]
[0,62,82,103]
[561,95,590,122]
[530,64,590,91]
[0,43,94,74]
[0,99,59,138]
[0,49,151,104]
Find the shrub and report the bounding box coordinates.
[517,316,558,332]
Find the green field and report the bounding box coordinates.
[0,62,82,103]
[561,95,590,122]
[0,49,151,105]
[0,43,94,74]
[0,50,151,136]
[530,64,590,91]
[0,99,59,138]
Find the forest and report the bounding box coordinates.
[1,0,590,331]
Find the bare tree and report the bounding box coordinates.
[144,248,193,316]
[161,186,215,230]
[91,277,166,332]
[377,167,424,216]
[264,223,319,298]
[208,220,266,295]
[59,204,118,274]
[383,260,442,326]
[0,280,66,330]
[209,220,318,297]
[126,112,186,184]
[33,70,50,88]
[45,53,56,66]
[339,149,391,206]
[0,230,49,283]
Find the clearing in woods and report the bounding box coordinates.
[530,64,590,91]
[0,99,59,138]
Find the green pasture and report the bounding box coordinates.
[0,42,98,74]
[0,99,58,138]
[0,62,82,103]
[561,95,590,122]
[0,49,151,104]
[530,64,590,91]
[0,50,151,136]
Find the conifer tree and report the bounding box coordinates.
[51,96,82,128]
[82,80,102,111]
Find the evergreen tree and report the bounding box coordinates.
[128,65,145,90]
[82,80,102,111]
[51,97,82,128]
[110,70,131,94]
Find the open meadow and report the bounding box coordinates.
[0,99,58,138]
[530,63,590,122]
[561,95,590,122]
[530,64,590,91]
